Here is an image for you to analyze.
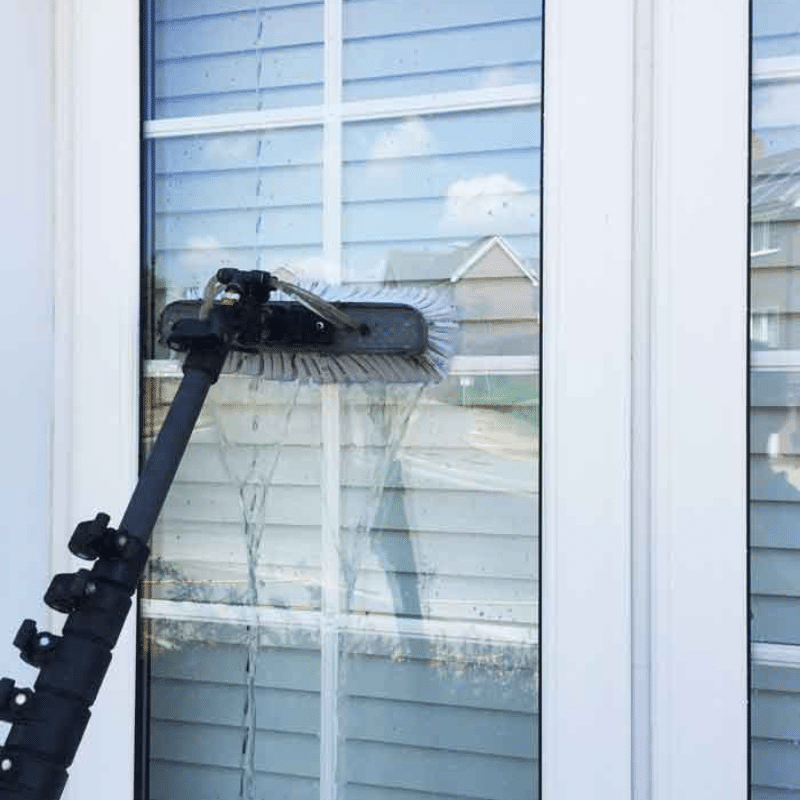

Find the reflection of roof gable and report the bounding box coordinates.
[383,236,537,284]
[449,235,537,284]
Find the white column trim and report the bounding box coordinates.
[649,0,749,797]
[56,2,140,799]
[541,0,634,796]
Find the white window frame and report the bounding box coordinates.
[59,0,748,799]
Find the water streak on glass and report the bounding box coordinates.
[208,379,301,799]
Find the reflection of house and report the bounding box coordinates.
[382,235,540,357]
[751,150,800,348]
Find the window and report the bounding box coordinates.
[139,2,542,798]
[57,1,749,798]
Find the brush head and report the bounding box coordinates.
[159,279,458,384]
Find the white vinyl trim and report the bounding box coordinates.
[141,599,537,646]
[649,0,748,797]
[541,0,634,797]
[56,2,140,799]
[144,355,541,378]
[143,84,541,139]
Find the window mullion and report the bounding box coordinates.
[320,1,344,798]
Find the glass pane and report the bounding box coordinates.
[140,0,541,797]
[751,2,800,795]
[340,632,537,799]
[144,620,321,799]
[150,1,324,119]
[342,109,540,357]
[342,0,542,101]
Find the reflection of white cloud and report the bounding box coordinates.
[206,135,251,164]
[476,66,516,90]
[439,173,539,233]
[369,117,434,162]
[178,236,235,298]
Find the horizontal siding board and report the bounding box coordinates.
[344,695,536,758]
[165,443,536,489]
[752,412,800,455]
[345,784,537,800]
[150,642,320,691]
[345,739,534,799]
[167,404,532,452]
[341,527,536,580]
[343,109,540,162]
[753,689,800,741]
[753,738,800,790]
[343,196,538,242]
[156,46,321,96]
[149,760,319,800]
[155,6,323,60]
[343,650,537,713]
[151,678,320,734]
[155,0,321,22]
[344,65,540,102]
[752,788,800,800]
[150,719,319,775]
[155,84,322,117]
[160,483,322,525]
[156,166,322,212]
[156,205,322,249]
[342,150,539,203]
[751,457,800,502]
[348,571,537,623]
[457,321,539,356]
[752,595,800,644]
[155,130,323,175]
[752,547,800,596]
[751,371,800,408]
[754,2,800,37]
[344,0,540,39]
[754,663,800,694]
[343,487,537,536]
[343,21,541,82]
[153,245,323,280]
[159,483,537,535]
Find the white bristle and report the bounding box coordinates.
[216,283,459,384]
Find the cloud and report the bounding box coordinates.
[175,236,238,299]
[369,117,434,162]
[439,173,540,234]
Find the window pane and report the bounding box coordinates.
[150,1,324,119]
[144,620,321,799]
[342,109,540,357]
[751,2,800,795]
[140,1,541,797]
[342,0,542,101]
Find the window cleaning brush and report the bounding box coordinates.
[0,268,458,800]
[160,267,459,383]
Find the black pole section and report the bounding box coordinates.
[0,343,228,800]
[120,367,214,544]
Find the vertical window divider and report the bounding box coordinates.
[320,1,344,798]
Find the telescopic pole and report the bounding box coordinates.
[0,341,228,800]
